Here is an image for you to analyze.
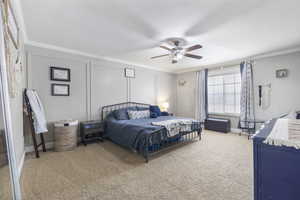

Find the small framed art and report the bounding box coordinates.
[50,66,71,82]
[276,69,288,78]
[51,84,70,96]
[124,68,135,78]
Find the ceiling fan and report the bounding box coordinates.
[151,38,203,64]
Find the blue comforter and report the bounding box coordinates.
[105,116,193,152]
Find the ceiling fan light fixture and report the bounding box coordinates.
[172,49,185,62]
[174,52,183,60]
[151,38,203,64]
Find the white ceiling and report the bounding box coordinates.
[20,0,300,72]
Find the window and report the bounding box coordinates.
[207,69,241,115]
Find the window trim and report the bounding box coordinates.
[208,112,240,117]
[207,71,241,115]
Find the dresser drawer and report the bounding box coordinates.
[84,128,103,134]
[83,124,102,129]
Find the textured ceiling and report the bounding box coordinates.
[20,0,300,72]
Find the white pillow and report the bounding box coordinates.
[128,110,150,120]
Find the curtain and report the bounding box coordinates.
[195,69,208,122]
[239,61,255,128]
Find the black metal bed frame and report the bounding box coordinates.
[101,102,202,162]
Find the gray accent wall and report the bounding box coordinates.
[176,51,300,129]
[24,45,177,146]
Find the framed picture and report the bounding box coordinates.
[51,84,70,96]
[50,66,71,82]
[276,69,288,78]
[4,0,19,49]
[124,68,135,78]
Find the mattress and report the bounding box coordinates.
[105,116,195,152]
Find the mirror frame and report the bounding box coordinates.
[0,4,22,200]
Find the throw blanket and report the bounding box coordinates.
[264,118,300,149]
[152,119,196,137]
[26,90,48,134]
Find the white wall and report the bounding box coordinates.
[25,45,177,145]
[90,60,127,120]
[176,51,300,127]
[254,51,300,120]
[176,72,196,118]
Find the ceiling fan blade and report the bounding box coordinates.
[151,54,170,59]
[184,53,203,59]
[159,45,172,51]
[186,44,202,52]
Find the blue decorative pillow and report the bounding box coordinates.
[150,105,161,116]
[161,111,169,116]
[113,107,138,120]
[150,112,158,118]
[113,108,129,120]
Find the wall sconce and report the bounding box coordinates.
[258,83,271,108]
[178,80,186,86]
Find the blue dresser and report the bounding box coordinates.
[253,119,300,200]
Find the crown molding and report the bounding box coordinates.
[254,46,300,60]
[25,40,300,75]
[25,40,175,73]
[174,46,300,74]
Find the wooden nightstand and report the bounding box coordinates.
[80,120,104,145]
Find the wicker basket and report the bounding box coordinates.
[54,120,78,152]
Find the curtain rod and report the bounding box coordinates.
[177,47,300,74]
[207,59,254,71]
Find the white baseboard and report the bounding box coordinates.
[18,151,25,179]
[24,142,54,153]
[231,128,242,134]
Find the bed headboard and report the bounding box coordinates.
[101,102,150,120]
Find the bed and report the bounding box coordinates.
[101,102,202,162]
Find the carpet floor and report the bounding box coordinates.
[1,131,253,200]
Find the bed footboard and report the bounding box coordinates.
[143,122,202,163]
